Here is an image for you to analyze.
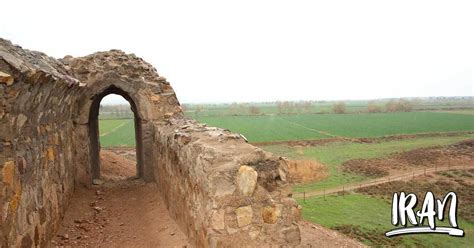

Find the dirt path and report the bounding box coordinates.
[293,164,474,199]
[51,154,190,247]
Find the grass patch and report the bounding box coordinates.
[99,119,135,147]
[299,193,474,247]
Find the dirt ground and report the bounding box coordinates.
[252,131,474,147]
[51,180,190,248]
[297,221,366,248]
[287,159,328,183]
[51,151,189,247]
[342,139,474,178]
[99,150,137,181]
[51,149,365,247]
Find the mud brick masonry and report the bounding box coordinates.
[0,38,302,247]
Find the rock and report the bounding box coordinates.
[0,71,14,85]
[92,179,104,185]
[236,165,258,196]
[92,206,103,212]
[213,177,236,197]
[262,206,279,224]
[282,225,301,244]
[2,161,15,186]
[248,226,261,240]
[47,147,55,161]
[235,206,253,227]
[211,209,225,230]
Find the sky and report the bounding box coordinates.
[1,0,473,105]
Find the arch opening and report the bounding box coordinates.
[88,86,144,181]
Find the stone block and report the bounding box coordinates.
[211,209,225,230]
[236,165,257,196]
[0,71,14,85]
[235,206,253,227]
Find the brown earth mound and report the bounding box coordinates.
[100,150,137,181]
[287,160,328,183]
[342,140,474,178]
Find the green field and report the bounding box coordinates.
[195,112,474,142]
[300,193,474,247]
[98,111,474,145]
[99,119,136,147]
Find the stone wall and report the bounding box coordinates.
[153,117,301,247]
[0,39,83,247]
[0,38,301,247]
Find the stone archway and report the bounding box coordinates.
[1,38,302,248]
[64,50,183,184]
[88,85,143,180]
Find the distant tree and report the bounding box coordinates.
[195,105,204,116]
[398,99,413,112]
[332,101,346,114]
[302,101,312,113]
[228,103,239,115]
[367,101,382,113]
[385,100,398,112]
[385,99,413,112]
[277,101,284,114]
[249,106,261,115]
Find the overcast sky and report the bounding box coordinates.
[1,0,473,105]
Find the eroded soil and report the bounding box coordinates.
[342,139,474,178]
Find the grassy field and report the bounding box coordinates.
[98,111,474,145]
[99,119,135,147]
[300,193,474,247]
[195,112,474,142]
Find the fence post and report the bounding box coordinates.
[303,192,306,203]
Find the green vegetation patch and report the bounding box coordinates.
[299,193,474,247]
[196,112,474,142]
[99,119,136,147]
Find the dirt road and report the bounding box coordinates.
[293,164,474,199]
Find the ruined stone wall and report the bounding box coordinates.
[153,117,301,247]
[0,38,301,247]
[0,39,83,247]
[65,49,182,184]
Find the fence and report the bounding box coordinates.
[295,163,472,202]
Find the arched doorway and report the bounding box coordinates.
[88,86,144,180]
